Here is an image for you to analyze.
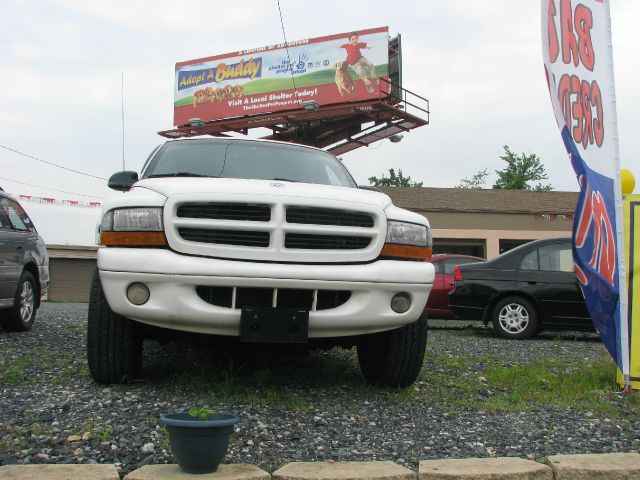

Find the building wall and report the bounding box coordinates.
[48,258,96,302]
[413,210,572,259]
[46,245,97,302]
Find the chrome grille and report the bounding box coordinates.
[196,286,351,311]
[286,207,374,227]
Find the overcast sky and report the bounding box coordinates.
[2,1,639,245]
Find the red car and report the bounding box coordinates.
[426,254,485,319]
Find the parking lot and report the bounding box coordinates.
[0,302,638,476]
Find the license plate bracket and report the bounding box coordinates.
[240,307,309,343]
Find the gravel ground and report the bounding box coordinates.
[1,302,638,478]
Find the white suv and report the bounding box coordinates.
[88,138,434,387]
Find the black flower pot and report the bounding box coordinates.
[160,412,240,474]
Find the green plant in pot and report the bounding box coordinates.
[160,407,240,474]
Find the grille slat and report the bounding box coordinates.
[179,228,269,247]
[285,233,370,250]
[287,207,373,227]
[196,287,350,311]
[178,203,271,221]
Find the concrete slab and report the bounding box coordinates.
[0,464,120,480]
[272,461,416,480]
[124,464,270,480]
[418,457,552,479]
[546,452,640,479]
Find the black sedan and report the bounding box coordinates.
[448,237,592,339]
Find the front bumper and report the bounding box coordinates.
[98,248,434,338]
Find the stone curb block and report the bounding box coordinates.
[418,457,552,479]
[545,452,640,479]
[0,464,120,480]
[2,454,640,479]
[124,464,270,479]
[273,461,416,480]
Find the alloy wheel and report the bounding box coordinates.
[19,280,35,323]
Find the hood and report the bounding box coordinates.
[133,177,393,210]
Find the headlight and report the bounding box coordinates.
[102,208,163,232]
[100,207,166,247]
[385,221,429,246]
[381,220,432,261]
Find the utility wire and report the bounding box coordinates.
[0,144,107,180]
[276,0,299,95]
[0,175,104,199]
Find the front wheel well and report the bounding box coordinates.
[481,291,539,325]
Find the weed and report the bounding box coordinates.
[544,425,555,457]
[390,386,417,404]
[1,366,25,386]
[98,428,112,442]
[84,419,96,433]
[284,393,307,411]
[158,427,170,450]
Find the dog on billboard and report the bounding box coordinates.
[334,61,356,96]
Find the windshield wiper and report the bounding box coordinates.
[147,173,214,178]
[269,177,298,183]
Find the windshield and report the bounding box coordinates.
[142,139,357,188]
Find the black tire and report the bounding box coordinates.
[87,270,142,384]
[491,296,538,340]
[0,271,38,332]
[357,315,428,388]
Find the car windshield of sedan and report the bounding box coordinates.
[142,139,357,188]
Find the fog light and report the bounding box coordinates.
[390,292,411,313]
[127,283,150,305]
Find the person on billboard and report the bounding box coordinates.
[336,32,378,93]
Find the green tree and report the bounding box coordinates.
[368,168,423,187]
[456,169,489,189]
[493,145,553,191]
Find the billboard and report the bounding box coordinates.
[542,1,629,379]
[173,26,390,126]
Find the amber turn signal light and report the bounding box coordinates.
[101,231,167,247]
[380,244,432,261]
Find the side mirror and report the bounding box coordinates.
[108,171,139,192]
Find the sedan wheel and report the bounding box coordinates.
[491,296,538,339]
[0,271,38,332]
[18,280,35,323]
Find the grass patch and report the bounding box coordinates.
[482,358,619,412]
[412,351,626,415]
[1,365,25,386]
[0,350,84,387]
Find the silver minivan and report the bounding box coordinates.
[0,189,49,331]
